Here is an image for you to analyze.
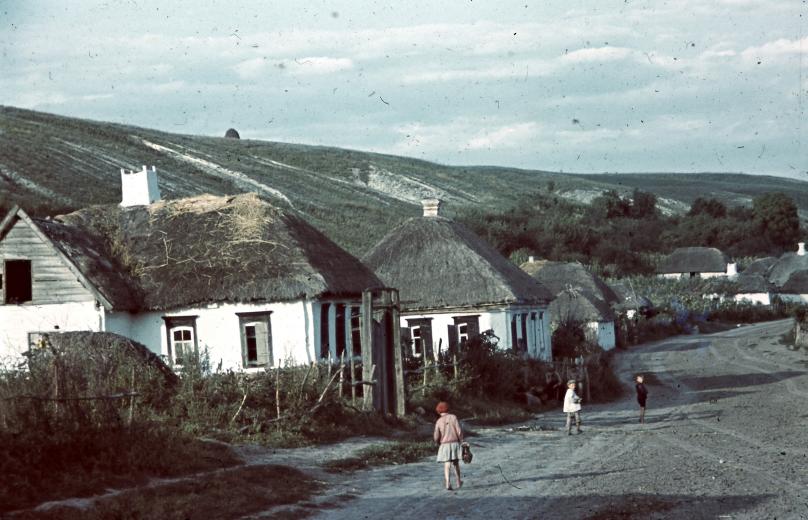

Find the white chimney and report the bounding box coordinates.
[421,198,443,217]
[120,166,161,207]
[798,242,806,256]
[528,256,535,263]
[726,262,737,277]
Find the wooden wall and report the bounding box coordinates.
[0,217,95,305]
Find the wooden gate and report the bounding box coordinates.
[360,288,406,417]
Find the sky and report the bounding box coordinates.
[0,0,806,178]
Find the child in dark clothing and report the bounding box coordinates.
[635,375,648,423]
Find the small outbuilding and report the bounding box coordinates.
[548,288,617,350]
[656,247,735,279]
[362,199,554,360]
[224,128,241,139]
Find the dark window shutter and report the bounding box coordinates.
[255,321,270,366]
[466,316,480,338]
[447,324,458,352]
[401,326,412,356]
[422,321,434,358]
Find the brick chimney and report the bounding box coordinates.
[421,198,443,217]
[726,262,737,277]
[120,166,161,207]
[528,256,535,263]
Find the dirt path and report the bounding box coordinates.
[281,320,808,520]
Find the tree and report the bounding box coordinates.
[688,197,727,219]
[753,192,800,249]
[630,189,657,219]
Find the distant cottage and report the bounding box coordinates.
[0,166,383,369]
[521,259,617,350]
[656,247,736,279]
[362,199,554,360]
[765,242,808,304]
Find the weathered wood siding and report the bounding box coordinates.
[0,217,95,305]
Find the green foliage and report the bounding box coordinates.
[551,320,602,359]
[688,197,727,218]
[753,192,800,250]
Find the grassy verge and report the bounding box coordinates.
[323,439,435,473]
[15,464,320,520]
[0,425,240,514]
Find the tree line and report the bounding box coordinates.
[457,187,801,277]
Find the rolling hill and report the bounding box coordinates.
[1,106,806,255]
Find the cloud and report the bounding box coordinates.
[234,56,353,79]
[467,122,541,149]
[561,46,633,64]
[740,36,808,64]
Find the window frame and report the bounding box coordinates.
[237,311,273,368]
[162,316,198,368]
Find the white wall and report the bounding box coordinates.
[106,298,363,372]
[734,293,771,305]
[588,321,616,351]
[0,301,104,366]
[400,304,552,361]
[658,272,726,280]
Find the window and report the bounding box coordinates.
[238,312,272,368]
[406,318,433,358]
[163,316,198,367]
[4,260,32,304]
[449,316,479,350]
[170,326,194,366]
[410,326,423,356]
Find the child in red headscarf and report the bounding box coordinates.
[433,401,463,490]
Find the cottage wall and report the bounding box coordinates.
[776,294,808,305]
[734,293,771,305]
[106,298,362,371]
[658,271,726,280]
[400,304,551,361]
[587,321,616,351]
[0,301,104,365]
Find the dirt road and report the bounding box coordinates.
[299,320,808,520]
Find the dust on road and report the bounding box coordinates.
[277,320,808,520]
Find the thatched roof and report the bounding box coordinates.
[781,269,808,294]
[362,215,553,312]
[520,260,618,304]
[656,247,729,274]
[735,273,772,294]
[743,257,777,276]
[29,193,382,311]
[549,289,615,323]
[224,128,240,139]
[608,282,653,311]
[767,253,808,288]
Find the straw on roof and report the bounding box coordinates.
[743,257,777,276]
[780,269,808,294]
[656,247,729,274]
[767,253,808,288]
[549,288,615,323]
[35,193,382,311]
[520,260,618,304]
[362,215,553,312]
[735,273,772,294]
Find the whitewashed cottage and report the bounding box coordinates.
[362,199,554,360]
[767,242,808,304]
[656,247,736,279]
[0,167,383,370]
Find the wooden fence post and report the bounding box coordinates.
[338,352,345,399]
[275,367,281,419]
[390,290,406,417]
[453,354,458,380]
[350,355,356,405]
[422,356,428,397]
[361,290,374,411]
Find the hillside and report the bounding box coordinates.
[1,106,806,255]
